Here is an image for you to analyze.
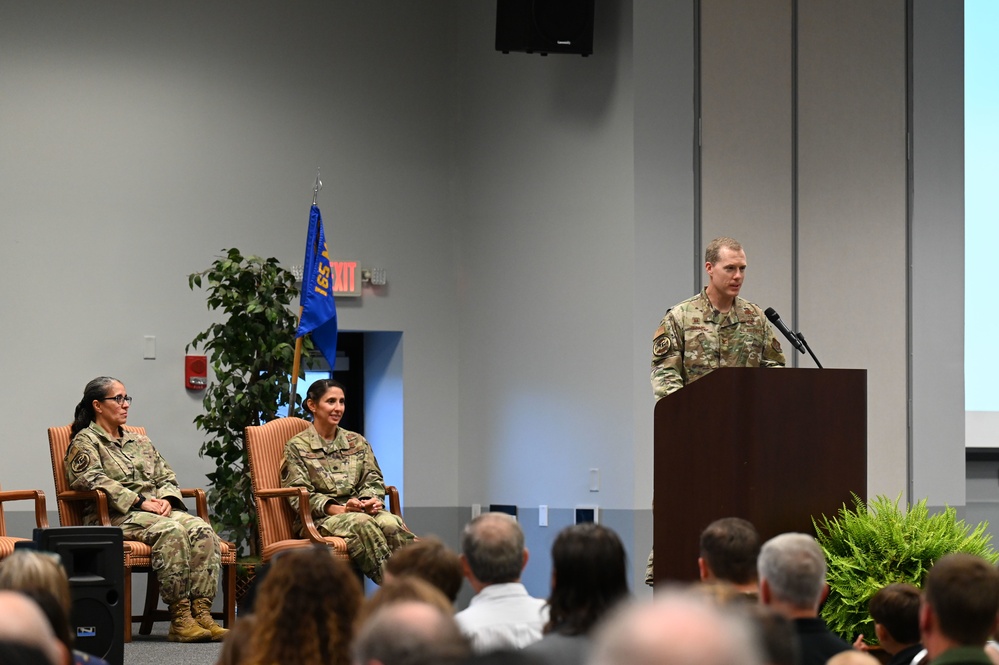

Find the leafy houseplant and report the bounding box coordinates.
[814,493,998,644]
[187,248,309,556]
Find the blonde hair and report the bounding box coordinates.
[705,237,743,265]
[0,551,72,615]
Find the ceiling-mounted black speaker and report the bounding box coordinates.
[496,0,595,57]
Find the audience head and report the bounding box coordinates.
[0,551,76,661]
[215,615,256,665]
[588,592,763,665]
[826,652,882,665]
[0,591,67,665]
[357,575,453,627]
[0,641,53,665]
[352,600,470,665]
[868,583,921,649]
[921,553,999,651]
[698,517,761,587]
[461,513,527,588]
[0,551,73,617]
[70,376,120,438]
[739,604,798,665]
[248,546,363,665]
[757,533,827,614]
[545,523,629,637]
[384,537,463,603]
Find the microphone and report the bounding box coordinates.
[764,307,805,354]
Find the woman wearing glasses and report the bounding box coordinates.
[65,376,226,643]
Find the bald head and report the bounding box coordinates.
[589,593,763,665]
[0,591,66,665]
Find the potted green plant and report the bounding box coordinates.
[814,493,998,644]
[187,248,309,558]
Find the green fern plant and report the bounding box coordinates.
[814,493,997,644]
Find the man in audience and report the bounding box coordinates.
[589,592,763,665]
[758,532,850,665]
[384,536,464,603]
[919,553,999,665]
[0,591,67,665]
[854,583,925,665]
[698,517,762,598]
[454,512,547,653]
[352,600,470,665]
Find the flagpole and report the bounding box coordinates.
[289,308,304,417]
[289,169,323,418]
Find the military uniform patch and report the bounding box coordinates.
[652,334,671,358]
[71,452,90,473]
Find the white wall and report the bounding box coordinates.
[0,1,460,506]
[452,1,641,511]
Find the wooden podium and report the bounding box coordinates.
[652,367,867,584]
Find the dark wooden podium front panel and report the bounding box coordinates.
[652,368,866,584]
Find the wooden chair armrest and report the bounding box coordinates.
[179,488,209,521]
[385,486,401,517]
[58,489,111,525]
[256,487,327,544]
[0,489,49,528]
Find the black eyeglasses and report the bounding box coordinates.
[100,395,133,405]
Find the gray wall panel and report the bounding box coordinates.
[797,0,908,499]
[700,0,794,319]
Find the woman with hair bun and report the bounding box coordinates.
[65,376,225,643]
[281,378,415,583]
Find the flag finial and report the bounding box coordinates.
[312,167,322,206]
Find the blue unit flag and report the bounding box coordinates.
[296,204,338,369]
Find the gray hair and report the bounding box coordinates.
[588,592,763,665]
[461,512,525,584]
[757,533,827,610]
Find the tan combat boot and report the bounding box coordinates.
[191,597,228,641]
[167,599,212,643]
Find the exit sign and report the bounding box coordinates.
[331,260,361,297]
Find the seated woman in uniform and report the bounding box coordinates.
[281,378,416,583]
[65,376,226,643]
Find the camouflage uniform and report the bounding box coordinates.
[650,288,785,400]
[66,423,221,604]
[646,288,785,584]
[280,424,415,583]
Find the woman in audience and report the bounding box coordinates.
[245,546,362,665]
[65,376,226,643]
[522,523,630,665]
[281,378,415,583]
[0,550,108,665]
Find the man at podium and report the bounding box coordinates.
[650,236,785,399]
[645,237,786,585]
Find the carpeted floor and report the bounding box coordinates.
[122,623,223,665]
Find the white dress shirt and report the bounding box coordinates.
[454,582,549,654]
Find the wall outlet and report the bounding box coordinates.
[589,468,600,492]
[539,505,548,527]
[471,503,481,518]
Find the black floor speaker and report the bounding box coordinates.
[496,0,595,56]
[31,527,125,665]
